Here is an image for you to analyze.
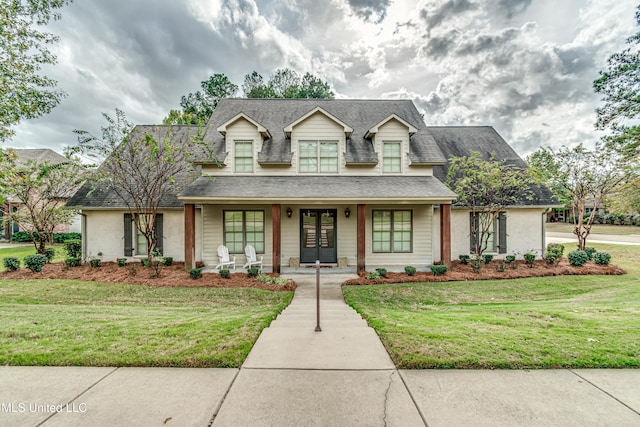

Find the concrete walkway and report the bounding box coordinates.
[2,273,640,426]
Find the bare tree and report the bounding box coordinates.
[71,109,211,261]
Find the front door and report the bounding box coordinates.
[300,209,337,263]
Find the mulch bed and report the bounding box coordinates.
[344,259,626,286]
[0,262,297,291]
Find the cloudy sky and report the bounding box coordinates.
[10,0,638,156]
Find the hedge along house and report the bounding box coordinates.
[67,98,556,272]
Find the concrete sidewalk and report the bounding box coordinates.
[2,273,640,426]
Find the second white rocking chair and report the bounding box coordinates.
[243,244,263,272]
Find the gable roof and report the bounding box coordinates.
[66,125,207,209]
[11,148,68,165]
[202,98,447,165]
[428,126,557,206]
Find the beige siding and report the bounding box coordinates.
[292,112,346,174]
[83,209,201,263]
[365,204,434,269]
[202,204,273,268]
[449,208,546,259]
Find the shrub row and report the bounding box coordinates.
[10,231,81,243]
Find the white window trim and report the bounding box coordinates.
[382,140,402,173]
[298,140,339,174]
[234,140,254,173]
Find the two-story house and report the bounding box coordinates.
[67,98,555,272]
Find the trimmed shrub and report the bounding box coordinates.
[544,252,560,265]
[219,269,231,279]
[24,254,47,272]
[3,257,20,271]
[10,231,34,242]
[592,252,611,265]
[568,250,589,266]
[116,258,127,267]
[404,266,417,276]
[585,247,597,260]
[546,243,565,258]
[482,254,494,264]
[367,271,381,279]
[64,257,81,268]
[375,268,387,277]
[431,265,448,276]
[53,232,82,244]
[63,239,82,258]
[43,247,56,263]
[505,255,516,264]
[247,267,260,278]
[189,268,203,279]
[162,257,173,266]
[459,254,470,265]
[523,253,536,268]
[89,258,101,268]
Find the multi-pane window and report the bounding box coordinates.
[224,211,265,253]
[372,210,412,252]
[299,141,338,173]
[383,142,401,173]
[470,212,507,254]
[234,141,253,172]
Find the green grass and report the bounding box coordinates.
[343,243,640,369]
[0,280,293,367]
[0,245,66,270]
[546,222,640,235]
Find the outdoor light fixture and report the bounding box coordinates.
[287,207,293,218]
[344,207,351,218]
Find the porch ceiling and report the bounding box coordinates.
[178,175,457,203]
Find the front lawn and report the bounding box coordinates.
[0,280,293,367]
[343,243,640,369]
[0,245,66,270]
[546,222,640,235]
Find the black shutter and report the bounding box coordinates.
[498,212,507,254]
[124,214,133,256]
[155,214,164,255]
[469,212,477,252]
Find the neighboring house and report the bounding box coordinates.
[2,148,81,240]
[67,98,556,272]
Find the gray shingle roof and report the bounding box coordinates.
[11,148,68,165]
[428,126,557,206]
[179,176,456,201]
[202,98,447,165]
[66,125,204,209]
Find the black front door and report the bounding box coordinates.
[300,209,337,263]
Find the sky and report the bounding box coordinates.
[9,0,638,157]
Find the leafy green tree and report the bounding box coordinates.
[0,0,72,142]
[594,4,640,159]
[0,149,84,254]
[528,144,633,250]
[242,68,334,99]
[164,74,238,125]
[242,71,276,98]
[446,151,533,263]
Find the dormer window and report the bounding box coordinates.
[234,141,253,173]
[299,140,338,173]
[383,141,401,173]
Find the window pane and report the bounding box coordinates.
[383,142,401,173]
[235,141,253,172]
[300,141,318,172]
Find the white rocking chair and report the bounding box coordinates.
[215,245,236,271]
[243,245,263,272]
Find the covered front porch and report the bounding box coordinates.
[182,201,453,274]
[179,175,456,272]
